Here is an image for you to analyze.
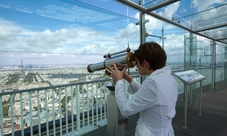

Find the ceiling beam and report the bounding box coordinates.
[195,23,227,32]
[216,37,227,41]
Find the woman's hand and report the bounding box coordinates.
[106,63,128,82]
[114,63,133,83]
[123,71,133,83]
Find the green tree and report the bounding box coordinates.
[33,106,38,110]
[3,105,10,116]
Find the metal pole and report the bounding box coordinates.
[162,26,164,48]
[198,81,203,115]
[139,13,146,44]
[211,40,216,92]
[139,10,146,83]
[183,85,188,129]
[225,47,227,82]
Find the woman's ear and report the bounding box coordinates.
[141,60,146,67]
[144,60,150,68]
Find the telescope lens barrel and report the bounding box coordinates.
[104,53,126,68]
[87,52,135,73]
[87,62,104,73]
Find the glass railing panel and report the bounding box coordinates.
[215,43,227,91]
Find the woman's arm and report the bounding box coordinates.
[115,78,158,117]
[127,79,140,93]
[123,71,133,83]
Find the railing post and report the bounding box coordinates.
[0,97,4,136]
[107,78,127,136]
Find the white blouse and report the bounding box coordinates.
[115,66,178,136]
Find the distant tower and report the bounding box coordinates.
[21,60,25,78]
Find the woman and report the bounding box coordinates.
[106,42,178,136]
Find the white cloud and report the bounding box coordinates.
[0,18,21,41]
[0,0,140,66]
[191,0,227,29]
[114,23,139,43]
[192,0,226,11]
[156,2,180,20]
[163,2,180,19]
[0,17,131,55]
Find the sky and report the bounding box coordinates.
[0,0,227,66]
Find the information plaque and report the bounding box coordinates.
[173,70,205,85]
[173,70,206,129]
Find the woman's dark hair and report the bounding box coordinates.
[134,42,167,71]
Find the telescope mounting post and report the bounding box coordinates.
[106,77,128,136]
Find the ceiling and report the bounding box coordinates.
[117,0,227,44]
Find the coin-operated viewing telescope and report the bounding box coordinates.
[87,48,136,136]
[87,48,136,74]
